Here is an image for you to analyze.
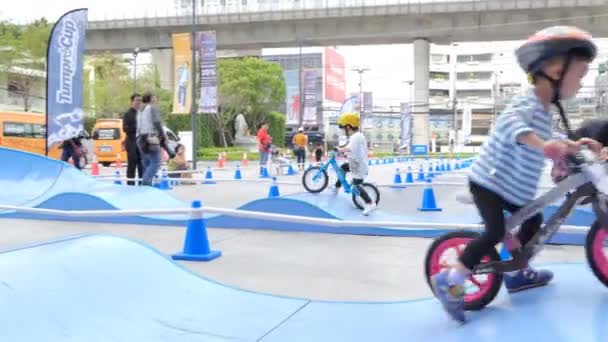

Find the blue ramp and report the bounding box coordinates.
[0,235,606,341]
[0,147,188,225]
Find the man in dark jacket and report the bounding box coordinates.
[122,93,143,185]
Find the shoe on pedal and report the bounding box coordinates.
[362,202,377,216]
[431,270,466,324]
[504,267,553,293]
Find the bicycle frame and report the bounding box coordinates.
[472,166,606,275]
[312,152,358,195]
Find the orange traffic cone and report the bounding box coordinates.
[217,153,225,168]
[91,154,100,176]
[242,152,249,167]
[115,153,122,168]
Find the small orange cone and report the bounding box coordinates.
[91,154,100,176]
[242,152,249,166]
[217,152,226,168]
[115,153,122,168]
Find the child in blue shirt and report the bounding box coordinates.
[431,26,601,324]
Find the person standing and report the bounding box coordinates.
[291,127,308,170]
[256,122,273,173]
[136,92,167,186]
[122,93,143,186]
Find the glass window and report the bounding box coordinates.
[93,128,120,140]
[3,122,45,138]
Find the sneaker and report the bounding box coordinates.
[362,202,377,216]
[503,267,553,293]
[331,186,340,195]
[430,270,466,324]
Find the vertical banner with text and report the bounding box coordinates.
[45,8,88,154]
[171,33,192,114]
[197,31,217,114]
[303,70,318,125]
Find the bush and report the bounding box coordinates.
[197,147,259,161]
[84,116,97,134]
[267,111,285,148]
[165,114,215,148]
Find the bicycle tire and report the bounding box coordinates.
[424,231,503,311]
[352,182,380,210]
[302,167,329,193]
[585,221,608,288]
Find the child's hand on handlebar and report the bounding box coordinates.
[574,137,603,155]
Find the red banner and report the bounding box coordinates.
[324,47,346,103]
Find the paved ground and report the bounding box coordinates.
[0,218,586,302]
[2,157,584,302]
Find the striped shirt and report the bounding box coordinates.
[469,89,552,206]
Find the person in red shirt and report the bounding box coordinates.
[257,122,273,173]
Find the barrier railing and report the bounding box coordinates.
[0,204,586,234]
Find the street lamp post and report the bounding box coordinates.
[132,47,139,93]
[352,67,370,115]
[190,0,198,170]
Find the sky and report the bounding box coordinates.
[3,0,608,108]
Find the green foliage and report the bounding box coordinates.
[84,53,131,117]
[0,19,50,111]
[165,114,215,148]
[84,116,97,135]
[217,57,286,137]
[84,55,173,119]
[137,65,173,117]
[197,147,259,161]
[266,111,286,148]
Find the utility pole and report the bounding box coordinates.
[132,47,139,93]
[190,0,198,170]
[352,68,370,115]
[298,39,304,127]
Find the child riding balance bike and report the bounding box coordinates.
[429,26,604,324]
[301,112,379,216]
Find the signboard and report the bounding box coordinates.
[45,8,88,154]
[197,31,217,113]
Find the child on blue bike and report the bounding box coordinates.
[334,112,377,216]
[431,26,602,324]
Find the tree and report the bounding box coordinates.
[83,54,174,123]
[136,65,173,118]
[83,53,132,117]
[0,19,50,111]
[216,57,286,146]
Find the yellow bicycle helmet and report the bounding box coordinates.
[337,112,360,129]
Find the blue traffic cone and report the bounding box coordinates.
[427,165,435,178]
[391,168,406,188]
[405,167,414,183]
[455,162,460,170]
[416,166,426,182]
[268,177,280,198]
[202,167,216,184]
[418,178,442,212]
[368,160,372,166]
[172,200,221,262]
[114,170,121,185]
[286,164,296,176]
[234,165,242,180]
[158,168,171,190]
[259,166,270,179]
[446,161,452,172]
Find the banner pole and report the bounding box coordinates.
[190,0,198,170]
